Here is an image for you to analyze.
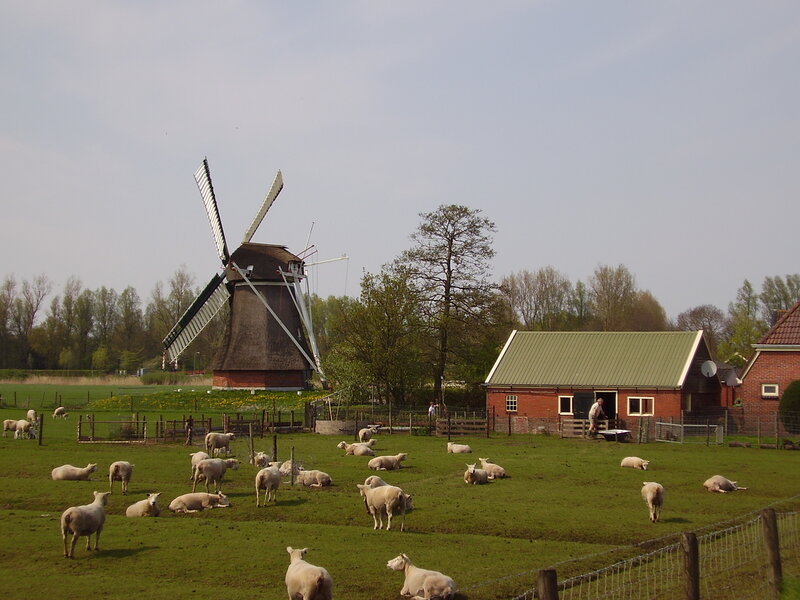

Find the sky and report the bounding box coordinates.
[2,1,799,321]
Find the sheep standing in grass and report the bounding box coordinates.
[363,475,388,488]
[464,463,489,485]
[192,458,239,493]
[703,475,748,493]
[2,419,17,437]
[337,440,375,456]
[285,546,333,600]
[295,469,332,488]
[126,492,161,517]
[60,491,111,558]
[358,426,379,442]
[641,482,664,523]
[26,409,37,422]
[52,463,98,481]
[168,492,231,513]
[189,451,211,480]
[205,431,235,456]
[13,419,34,439]
[478,457,507,479]
[109,461,134,495]
[279,459,303,477]
[386,553,457,600]
[368,453,407,471]
[447,442,472,454]
[356,483,413,531]
[621,457,650,470]
[255,465,281,506]
[53,406,68,419]
[253,451,270,467]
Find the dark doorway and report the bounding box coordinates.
[594,391,618,421]
[573,392,594,419]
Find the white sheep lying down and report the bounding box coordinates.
[703,475,748,493]
[478,457,507,479]
[168,492,230,513]
[363,475,389,488]
[60,490,111,558]
[621,456,650,470]
[386,553,457,600]
[356,483,413,531]
[108,461,134,495]
[447,442,472,454]
[358,425,379,442]
[192,458,239,493]
[464,463,489,485]
[641,482,664,523]
[337,440,375,456]
[126,492,161,517]
[255,465,281,506]
[52,463,98,481]
[368,453,407,471]
[285,547,333,600]
[205,431,235,456]
[295,469,332,488]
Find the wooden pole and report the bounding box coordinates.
[536,569,558,600]
[272,434,278,463]
[290,446,295,486]
[248,424,254,465]
[681,532,699,600]
[762,508,782,595]
[77,414,82,442]
[37,413,43,446]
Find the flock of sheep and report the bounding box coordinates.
[619,455,748,523]
[9,410,753,599]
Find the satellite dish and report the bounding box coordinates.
[701,360,718,378]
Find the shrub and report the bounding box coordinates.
[140,371,192,386]
[779,380,800,435]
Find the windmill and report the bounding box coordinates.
[162,158,325,390]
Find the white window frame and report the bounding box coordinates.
[505,394,518,412]
[558,395,573,415]
[628,396,654,416]
[761,384,779,398]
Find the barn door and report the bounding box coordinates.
[573,392,594,419]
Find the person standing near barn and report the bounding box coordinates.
[588,398,606,437]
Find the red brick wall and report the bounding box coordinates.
[213,370,307,389]
[739,350,800,412]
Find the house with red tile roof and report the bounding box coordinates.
[739,299,800,416]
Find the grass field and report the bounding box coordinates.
[1,403,799,599]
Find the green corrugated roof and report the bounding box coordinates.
[486,331,702,388]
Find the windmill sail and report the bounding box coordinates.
[194,159,229,265]
[162,273,230,363]
[242,170,283,244]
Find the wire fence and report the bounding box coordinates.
[458,497,800,600]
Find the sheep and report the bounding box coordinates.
[168,492,231,513]
[368,453,407,471]
[2,419,17,436]
[60,490,111,558]
[621,456,650,470]
[478,457,507,479]
[13,419,34,439]
[52,463,98,481]
[189,451,211,480]
[386,553,457,600]
[703,475,748,493]
[108,461,134,495]
[337,440,375,456]
[641,482,664,523]
[295,469,332,488]
[253,451,270,467]
[126,492,161,517]
[26,409,37,422]
[192,458,239,493]
[447,442,472,454]
[363,475,389,488]
[255,465,281,506]
[356,483,413,531]
[205,431,235,456]
[464,463,489,485]
[279,459,303,477]
[53,406,68,419]
[358,425,379,442]
[285,546,333,600]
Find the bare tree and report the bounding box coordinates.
[9,274,51,366]
[501,267,573,330]
[675,304,727,354]
[588,264,636,331]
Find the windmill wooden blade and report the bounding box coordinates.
[195,159,230,265]
[242,170,283,244]
[162,273,230,363]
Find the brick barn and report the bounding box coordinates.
[739,299,800,416]
[485,331,721,431]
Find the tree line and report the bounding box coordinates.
[1,205,798,406]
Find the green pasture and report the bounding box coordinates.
[1,405,799,600]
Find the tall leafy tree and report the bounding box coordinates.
[398,205,497,401]
[717,279,767,366]
[760,274,800,322]
[588,264,636,331]
[501,267,573,330]
[627,290,669,331]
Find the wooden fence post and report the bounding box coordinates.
[681,532,699,600]
[248,424,254,465]
[537,569,558,600]
[37,414,43,446]
[762,508,782,595]
[290,446,295,486]
[272,434,278,463]
[77,414,82,442]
